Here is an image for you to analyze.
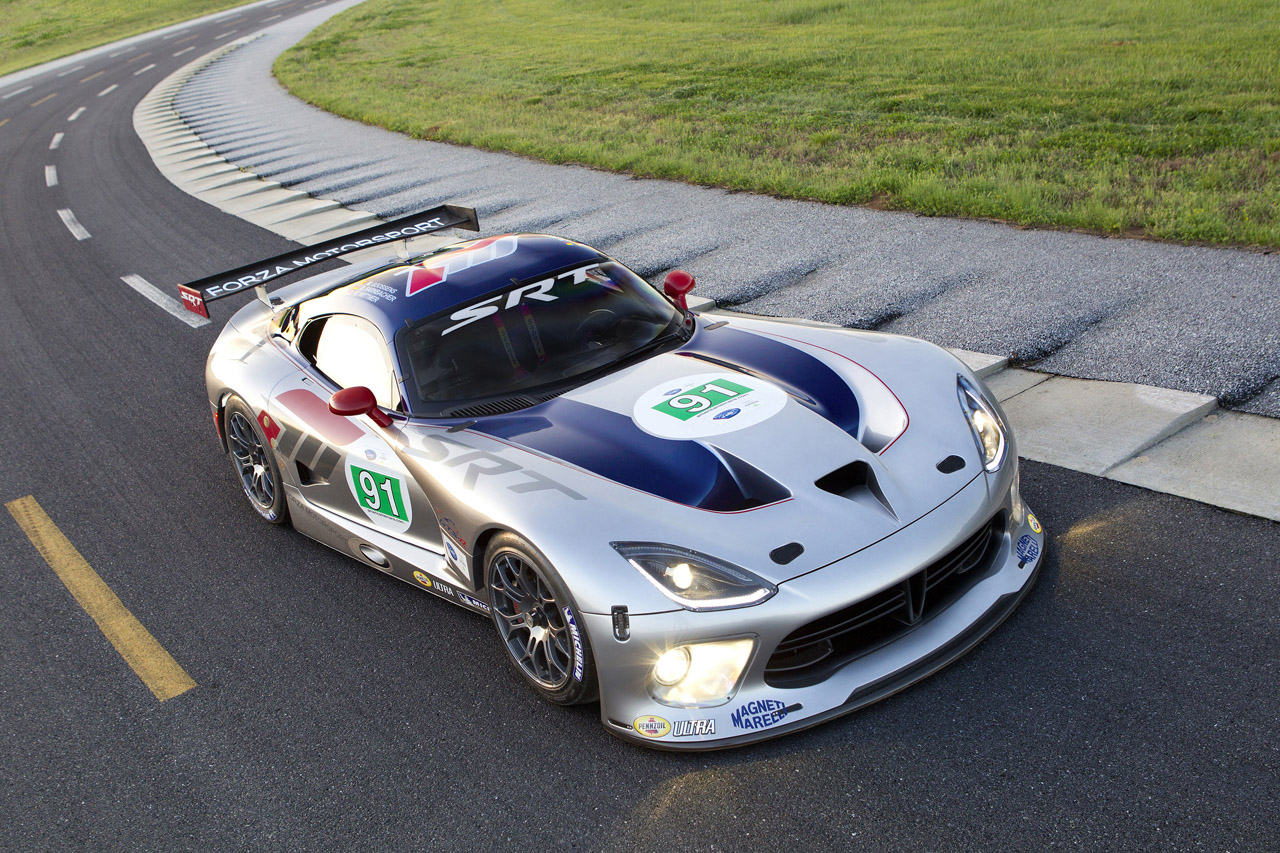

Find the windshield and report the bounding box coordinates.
[397,260,685,417]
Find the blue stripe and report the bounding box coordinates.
[678,325,860,436]
[474,399,760,511]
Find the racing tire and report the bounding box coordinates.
[485,532,598,705]
[224,396,289,525]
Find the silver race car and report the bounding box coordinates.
[180,204,1044,749]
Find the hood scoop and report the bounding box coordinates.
[816,460,897,521]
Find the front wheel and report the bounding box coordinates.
[486,532,597,704]
[224,396,288,524]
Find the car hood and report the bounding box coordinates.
[462,323,984,583]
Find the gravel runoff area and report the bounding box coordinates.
[172,1,1280,417]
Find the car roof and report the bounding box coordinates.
[294,233,605,341]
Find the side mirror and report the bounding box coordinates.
[329,386,393,427]
[663,270,696,311]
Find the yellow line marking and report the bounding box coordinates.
[175,35,199,44]
[79,71,104,83]
[6,495,196,702]
[31,93,58,107]
[126,52,152,64]
[0,118,9,129]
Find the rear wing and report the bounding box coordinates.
[176,204,479,318]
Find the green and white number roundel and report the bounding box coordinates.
[632,372,787,439]
[345,457,413,533]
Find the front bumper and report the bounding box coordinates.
[587,465,1044,749]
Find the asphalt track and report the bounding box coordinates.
[0,3,1277,850]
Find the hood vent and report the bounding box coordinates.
[816,460,896,520]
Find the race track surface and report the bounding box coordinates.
[1,2,1277,849]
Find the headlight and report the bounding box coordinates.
[649,638,755,707]
[611,543,777,611]
[957,375,1007,473]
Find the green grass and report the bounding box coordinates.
[0,0,256,77]
[274,0,1280,247]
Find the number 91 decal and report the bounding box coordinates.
[633,373,787,440]
[346,460,413,532]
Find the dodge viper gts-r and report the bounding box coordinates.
[179,204,1044,749]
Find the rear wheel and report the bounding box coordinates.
[224,396,288,524]
[486,532,597,704]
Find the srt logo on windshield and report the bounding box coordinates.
[441,267,590,336]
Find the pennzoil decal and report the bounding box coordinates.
[633,715,671,738]
[632,372,787,440]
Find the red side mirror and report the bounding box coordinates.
[663,270,696,311]
[329,386,393,427]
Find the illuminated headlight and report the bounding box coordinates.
[957,375,1007,473]
[649,638,754,707]
[611,543,777,611]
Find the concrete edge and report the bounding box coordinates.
[132,36,454,262]
[132,46,1280,526]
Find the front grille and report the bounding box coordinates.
[764,514,1005,688]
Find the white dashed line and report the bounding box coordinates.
[121,275,210,328]
[173,47,196,57]
[161,30,187,40]
[46,166,58,187]
[57,209,91,241]
[215,31,236,39]
[263,14,283,22]
[133,64,157,76]
[68,107,86,121]
[109,47,137,58]
[57,65,86,77]
[49,132,64,150]
[2,85,33,100]
[305,1,326,7]
[98,84,118,97]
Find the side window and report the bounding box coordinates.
[309,315,400,410]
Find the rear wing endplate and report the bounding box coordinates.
[176,204,479,318]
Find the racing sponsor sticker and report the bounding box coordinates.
[1028,512,1042,534]
[730,698,788,731]
[632,373,787,439]
[413,571,455,597]
[345,461,413,534]
[257,411,281,444]
[442,536,471,573]
[457,592,491,613]
[633,715,671,738]
[1016,534,1041,565]
[564,606,584,682]
[439,517,467,548]
[672,719,716,738]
